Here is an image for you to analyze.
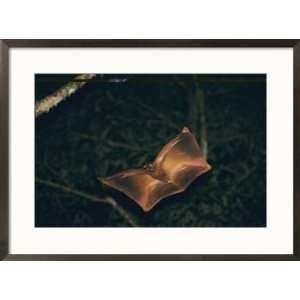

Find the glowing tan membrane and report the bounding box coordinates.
[99,127,211,212]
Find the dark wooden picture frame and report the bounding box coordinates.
[0,39,299,260]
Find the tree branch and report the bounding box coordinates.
[35,74,96,118]
[197,88,208,159]
[36,177,137,227]
[187,78,208,159]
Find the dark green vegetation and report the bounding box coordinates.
[35,74,266,227]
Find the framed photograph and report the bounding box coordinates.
[0,39,299,260]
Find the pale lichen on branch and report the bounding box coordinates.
[35,74,96,117]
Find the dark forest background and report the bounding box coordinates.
[35,74,266,227]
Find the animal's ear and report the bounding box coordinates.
[182,127,190,133]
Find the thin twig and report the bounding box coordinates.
[78,133,144,151]
[35,74,96,117]
[106,140,143,151]
[36,177,137,227]
[137,101,179,131]
[38,158,73,187]
[224,167,257,197]
[209,134,246,152]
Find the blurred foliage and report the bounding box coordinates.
[35,74,266,227]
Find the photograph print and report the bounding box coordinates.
[35,74,266,227]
